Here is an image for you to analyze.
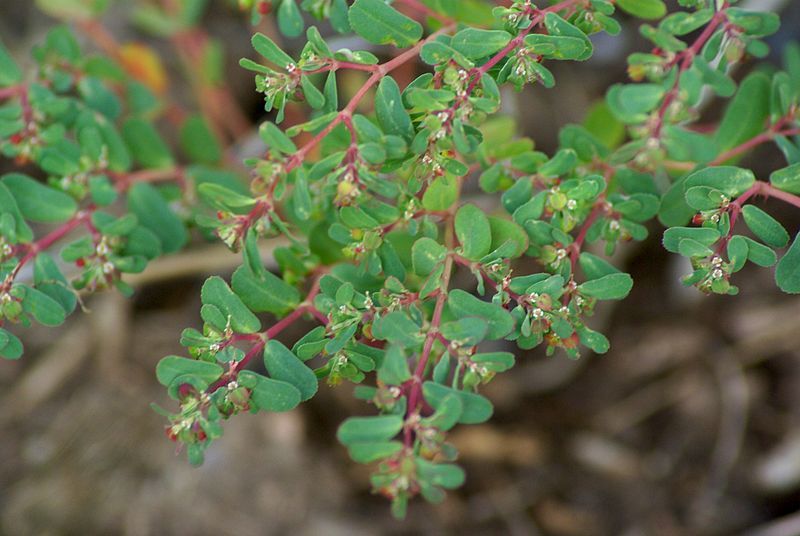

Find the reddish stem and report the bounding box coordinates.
[3,210,93,291]
[652,6,729,138]
[568,202,606,272]
[404,253,453,447]
[209,277,325,392]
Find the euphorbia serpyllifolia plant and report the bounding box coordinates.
[1,0,799,517]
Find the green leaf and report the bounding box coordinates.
[301,76,325,110]
[122,117,174,169]
[0,182,33,242]
[33,253,77,315]
[263,340,318,401]
[127,183,188,253]
[0,328,23,360]
[337,414,404,444]
[259,121,298,154]
[421,394,463,431]
[180,115,221,165]
[378,345,411,385]
[524,34,587,61]
[277,0,304,37]
[743,236,776,267]
[684,166,755,198]
[0,38,22,86]
[577,325,610,354]
[450,29,511,60]
[578,273,633,300]
[347,441,403,463]
[616,0,666,20]
[422,176,458,211]
[662,227,721,253]
[416,458,465,489]
[238,370,301,412]
[375,77,414,142]
[231,265,300,316]
[423,381,493,424]
[455,204,492,260]
[742,205,789,248]
[447,289,514,340]
[440,317,488,346]
[251,32,295,68]
[372,311,423,347]
[411,237,446,275]
[156,355,224,387]
[201,276,261,333]
[726,8,780,37]
[348,0,423,48]
[579,252,621,280]
[17,285,66,326]
[776,232,800,293]
[715,73,771,152]
[488,216,529,259]
[771,163,800,194]
[1,173,77,224]
[544,13,592,61]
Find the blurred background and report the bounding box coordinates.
[2,1,800,534]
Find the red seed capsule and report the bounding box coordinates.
[257,1,270,15]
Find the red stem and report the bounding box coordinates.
[652,6,729,137]
[404,253,453,447]
[3,210,93,291]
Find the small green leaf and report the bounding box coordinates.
[579,252,621,280]
[0,38,22,86]
[578,273,633,300]
[416,458,465,489]
[128,182,188,254]
[411,237,446,275]
[455,204,492,260]
[684,166,755,198]
[743,236,777,267]
[378,345,411,385]
[301,76,325,109]
[771,163,800,194]
[421,394,463,431]
[263,340,318,401]
[450,29,511,60]
[447,289,514,340]
[238,370,301,412]
[777,233,800,292]
[0,328,23,360]
[337,414,404,444]
[577,325,610,354]
[423,381,493,424]
[156,355,224,387]
[277,0,304,37]
[544,13,592,61]
[375,77,414,142]
[180,115,221,165]
[348,0,423,48]
[17,285,66,326]
[715,73,771,152]
[231,265,300,316]
[251,32,295,68]
[422,176,457,211]
[121,117,174,169]
[201,276,261,333]
[372,311,423,347]
[662,227,721,253]
[1,173,77,224]
[348,441,404,463]
[742,205,789,248]
[616,0,666,20]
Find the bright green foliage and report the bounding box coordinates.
[2,0,799,519]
